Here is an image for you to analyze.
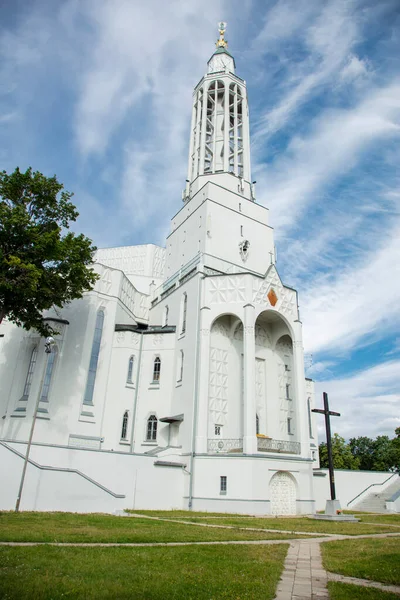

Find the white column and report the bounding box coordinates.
[195,313,211,454]
[243,303,257,454]
[223,80,229,172]
[234,84,238,176]
[187,96,197,182]
[199,83,208,176]
[292,321,309,457]
[242,87,251,182]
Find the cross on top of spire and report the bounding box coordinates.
[216,22,228,49]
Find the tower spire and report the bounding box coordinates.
[216,21,228,49]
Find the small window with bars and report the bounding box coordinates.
[220,476,227,494]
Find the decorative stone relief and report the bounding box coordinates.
[153,334,163,346]
[212,323,230,338]
[255,324,272,347]
[244,326,254,336]
[131,333,139,345]
[269,472,296,515]
[255,358,265,418]
[208,347,228,426]
[96,245,147,275]
[209,275,246,304]
[152,246,166,278]
[252,266,298,320]
[116,331,125,345]
[233,323,243,341]
[200,328,210,337]
[98,268,113,294]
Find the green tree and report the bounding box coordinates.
[349,436,375,470]
[0,167,98,336]
[319,433,360,470]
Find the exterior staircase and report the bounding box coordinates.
[353,476,400,513]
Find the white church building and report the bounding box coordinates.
[0,25,325,515]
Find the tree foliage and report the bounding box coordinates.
[0,167,98,336]
[319,430,400,472]
[319,433,360,470]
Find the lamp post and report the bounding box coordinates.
[15,336,55,512]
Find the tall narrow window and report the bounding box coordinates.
[220,476,227,494]
[83,309,105,406]
[121,411,129,440]
[256,413,260,435]
[287,417,292,435]
[146,415,158,441]
[40,347,58,402]
[307,398,313,438]
[127,356,134,384]
[177,350,184,382]
[181,293,187,334]
[23,346,38,399]
[286,383,291,400]
[163,305,169,327]
[240,225,243,236]
[153,357,161,382]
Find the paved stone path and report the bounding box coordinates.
[274,540,329,600]
[327,571,400,595]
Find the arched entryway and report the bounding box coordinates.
[208,314,243,452]
[269,471,297,515]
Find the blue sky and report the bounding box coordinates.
[1,0,399,441]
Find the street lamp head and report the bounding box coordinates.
[44,336,55,353]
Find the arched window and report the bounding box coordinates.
[307,398,313,438]
[256,413,260,435]
[163,305,169,327]
[121,411,129,440]
[40,347,58,402]
[177,350,184,382]
[153,357,161,382]
[146,415,157,441]
[127,356,134,384]
[83,309,104,406]
[181,293,187,334]
[23,346,38,398]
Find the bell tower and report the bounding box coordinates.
[165,23,275,280]
[185,23,252,202]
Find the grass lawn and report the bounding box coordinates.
[134,512,398,536]
[356,514,400,526]
[0,512,307,543]
[0,544,288,600]
[322,538,400,585]
[328,582,400,600]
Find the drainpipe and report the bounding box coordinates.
[130,331,144,453]
[188,273,203,510]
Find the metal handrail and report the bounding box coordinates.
[346,472,398,507]
[0,442,125,499]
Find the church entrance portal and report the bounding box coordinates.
[269,471,297,515]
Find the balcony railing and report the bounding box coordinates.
[207,439,243,453]
[257,437,300,454]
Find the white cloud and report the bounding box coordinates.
[256,81,400,232]
[315,360,400,439]
[252,0,362,141]
[301,217,400,354]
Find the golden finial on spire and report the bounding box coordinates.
[216,21,228,48]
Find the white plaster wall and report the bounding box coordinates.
[0,442,184,512]
[312,469,394,511]
[191,455,315,515]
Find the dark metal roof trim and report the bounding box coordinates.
[43,317,70,325]
[159,414,184,423]
[154,460,186,468]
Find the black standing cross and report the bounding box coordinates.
[312,392,341,500]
